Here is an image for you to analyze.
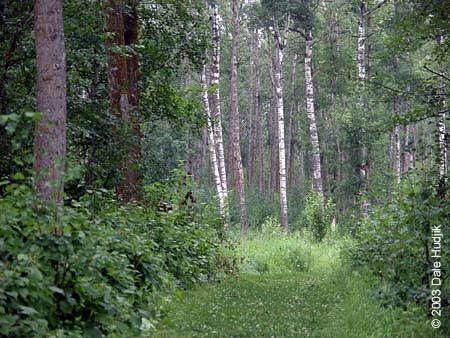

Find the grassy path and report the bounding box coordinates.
[152,235,442,338]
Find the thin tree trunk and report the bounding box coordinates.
[393,96,401,183]
[305,30,323,195]
[403,124,410,174]
[201,66,226,220]
[298,143,305,178]
[34,0,67,208]
[230,0,247,231]
[410,123,417,169]
[200,129,207,179]
[268,40,278,194]
[247,31,255,186]
[357,1,366,83]
[273,16,290,229]
[253,28,264,193]
[436,34,447,181]
[210,3,229,221]
[286,54,298,189]
[357,1,370,216]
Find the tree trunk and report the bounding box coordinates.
[357,1,370,216]
[305,30,323,195]
[230,0,247,231]
[210,3,229,215]
[410,123,417,169]
[201,66,226,220]
[357,1,366,83]
[273,18,290,230]
[123,0,141,201]
[286,54,298,190]
[247,30,255,186]
[393,96,401,183]
[253,28,264,193]
[436,34,447,181]
[34,0,67,207]
[403,124,410,174]
[104,0,140,203]
[267,37,279,194]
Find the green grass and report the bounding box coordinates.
[151,224,446,338]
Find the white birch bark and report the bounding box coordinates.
[210,3,230,225]
[437,108,447,180]
[436,34,447,180]
[357,1,366,83]
[272,17,290,230]
[305,30,323,196]
[393,96,401,183]
[201,66,226,219]
[357,1,370,216]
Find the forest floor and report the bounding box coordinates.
[152,231,443,338]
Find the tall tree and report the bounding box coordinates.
[436,33,447,182]
[271,15,290,229]
[393,95,401,183]
[201,65,227,220]
[104,0,140,203]
[34,0,67,206]
[304,28,323,196]
[230,0,248,230]
[356,0,370,215]
[210,3,229,221]
[253,28,265,193]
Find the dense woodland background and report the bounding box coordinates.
[0,0,449,337]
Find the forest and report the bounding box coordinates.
[0,0,449,337]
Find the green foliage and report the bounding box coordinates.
[301,191,335,242]
[226,218,312,274]
[346,171,450,317]
[0,171,224,337]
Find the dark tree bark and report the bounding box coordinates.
[104,0,140,203]
[34,0,67,207]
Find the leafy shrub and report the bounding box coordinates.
[0,172,224,337]
[345,172,450,311]
[229,217,312,274]
[301,191,334,242]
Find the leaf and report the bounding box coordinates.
[6,291,18,299]
[18,305,39,315]
[48,286,65,295]
[13,173,25,181]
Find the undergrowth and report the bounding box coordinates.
[154,221,445,337]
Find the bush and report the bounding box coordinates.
[301,191,334,242]
[0,172,224,337]
[345,172,450,312]
[228,217,312,274]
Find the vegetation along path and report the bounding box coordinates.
[153,232,441,338]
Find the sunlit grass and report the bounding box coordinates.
[152,226,445,338]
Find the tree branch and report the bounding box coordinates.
[424,65,450,83]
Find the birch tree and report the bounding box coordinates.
[436,33,447,181]
[253,28,265,193]
[210,3,229,219]
[304,29,323,196]
[230,0,248,230]
[34,0,67,207]
[201,66,227,220]
[393,96,401,183]
[271,16,290,229]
